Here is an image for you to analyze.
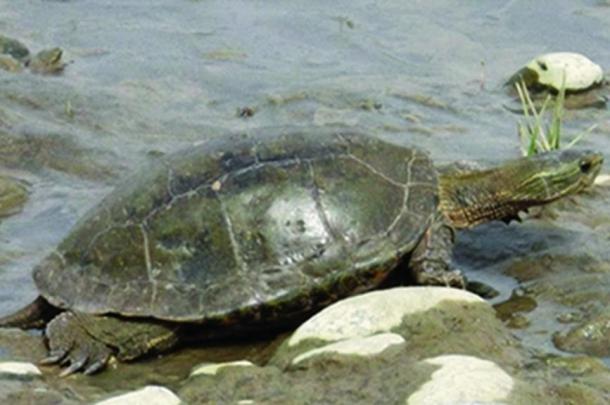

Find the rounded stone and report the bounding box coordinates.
[406,355,514,404]
[518,52,603,92]
[288,287,485,346]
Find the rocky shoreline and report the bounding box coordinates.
[0,287,608,404]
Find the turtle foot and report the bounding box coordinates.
[416,269,466,289]
[42,312,113,376]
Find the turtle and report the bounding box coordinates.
[0,129,602,376]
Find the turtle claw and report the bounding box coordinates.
[39,349,68,365]
[83,358,108,376]
[44,312,113,376]
[59,355,72,367]
[59,357,88,377]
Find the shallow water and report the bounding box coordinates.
[0,0,609,395]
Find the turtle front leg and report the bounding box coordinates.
[42,311,179,376]
[409,215,464,288]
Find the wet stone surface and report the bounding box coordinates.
[553,311,610,358]
[0,176,28,218]
[179,288,610,404]
[0,288,608,403]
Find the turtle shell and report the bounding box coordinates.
[34,129,438,323]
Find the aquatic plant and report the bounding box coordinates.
[515,79,595,157]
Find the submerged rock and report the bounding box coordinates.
[0,177,28,218]
[0,35,29,61]
[494,289,537,329]
[27,48,66,75]
[553,312,610,357]
[0,35,66,75]
[0,55,23,73]
[0,130,117,182]
[545,355,609,376]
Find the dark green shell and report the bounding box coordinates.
[34,130,438,322]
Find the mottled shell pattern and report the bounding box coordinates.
[34,130,438,324]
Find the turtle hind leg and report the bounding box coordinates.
[42,311,180,375]
[0,296,60,329]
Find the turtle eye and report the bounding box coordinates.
[579,159,592,173]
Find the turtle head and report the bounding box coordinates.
[439,149,603,228]
[520,149,603,197]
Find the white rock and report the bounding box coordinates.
[190,360,254,377]
[95,386,181,405]
[292,332,405,365]
[406,355,514,405]
[524,52,603,91]
[594,174,610,186]
[0,361,42,376]
[288,287,485,346]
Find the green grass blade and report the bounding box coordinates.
[565,124,597,149]
[549,72,566,150]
